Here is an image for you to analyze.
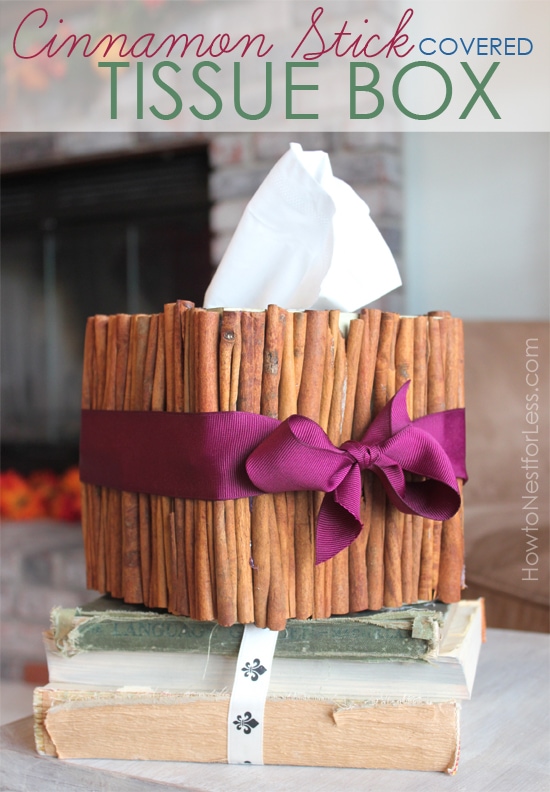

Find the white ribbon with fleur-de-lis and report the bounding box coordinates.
[227,624,279,765]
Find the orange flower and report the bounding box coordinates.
[58,466,81,496]
[28,469,58,507]
[0,470,48,520]
[0,467,82,522]
[49,466,82,521]
[48,490,81,522]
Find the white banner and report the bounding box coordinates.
[1,1,548,132]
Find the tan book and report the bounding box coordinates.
[33,686,460,773]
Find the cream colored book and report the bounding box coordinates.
[33,685,460,773]
[43,599,484,701]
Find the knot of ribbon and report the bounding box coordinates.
[245,381,467,563]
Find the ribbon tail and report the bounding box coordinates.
[413,409,468,482]
[374,463,462,522]
[315,491,363,565]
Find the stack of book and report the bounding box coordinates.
[33,596,484,772]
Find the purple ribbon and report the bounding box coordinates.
[80,381,466,564]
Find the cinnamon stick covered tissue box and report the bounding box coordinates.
[79,143,468,632]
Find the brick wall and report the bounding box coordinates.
[1,521,97,681]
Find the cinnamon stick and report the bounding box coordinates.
[292,492,312,621]
[168,510,178,616]
[194,308,220,622]
[114,314,132,411]
[250,493,271,627]
[414,316,430,602]
[164,303,176,413]
[235,494,254,623]
[279,313,298,618]
[102,316,118,410]
[315,319,336,619]
[100,316,118,596]
[193,471,214,622]
[135,314,159,608]
[149,314,168,609]
[92,316,109,425]
[99,314,130,600]
[217,304,242,624]
[297,311,328,420]
[318,323,336,433]
[239,311,269,627]
[293,312,308,403]
[419,533,434,598]
[232,310,257,625]
[172,300,194,616]
[81,317,94,411]
[333,316,365,616]
[174,302,193,413]
[437,316,465,603]
[215,310,241,627]
[289,311,308,620]
[348,308,381,612]
[340,318,364,442]
[222,312,254,625]
[80,317,96,591]
[384,323,401,598]
[260,306,286,418]
[121,314,150,604]
[91,315,109,593]
[222,499,238,622]
[430,311,450,376]
[295,310,328,620]
[327,329,346,449]
[94,316,116,596]
[327,319,347,616]
[161,303,178,612]
[367,311,399,610]
[427,315,446,598]
[352,309,382,439]
[395,316,415,606]
[182,308,196,618]
[261,305,288,631]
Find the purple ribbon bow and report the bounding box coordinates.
[246,382,467,563]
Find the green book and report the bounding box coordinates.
[51,595,448,661]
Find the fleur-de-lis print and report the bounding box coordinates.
[242,658,267,681]
[233,712,259,734]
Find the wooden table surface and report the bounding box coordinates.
[1,628,548,792]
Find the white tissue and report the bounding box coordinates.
[204,142,401,312]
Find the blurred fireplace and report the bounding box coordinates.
[1,145,211,470]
